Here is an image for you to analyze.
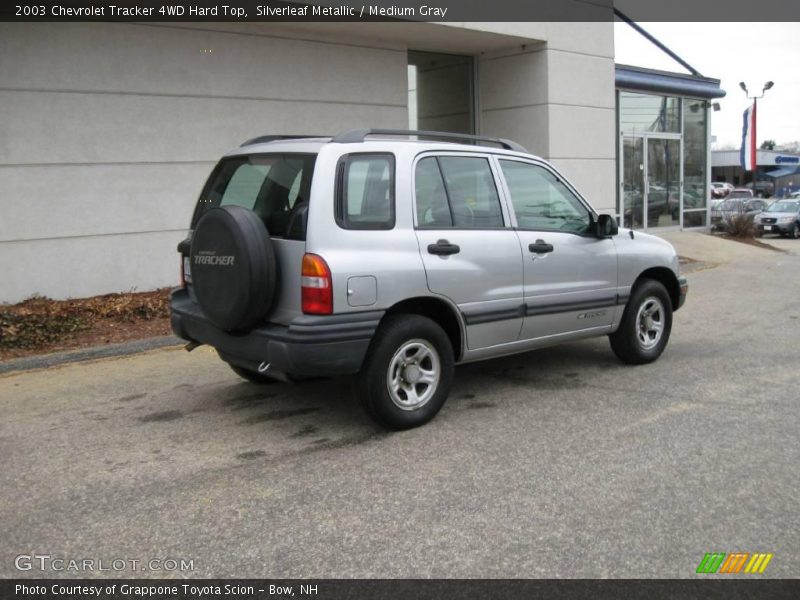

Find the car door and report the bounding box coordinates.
[494,157,619,340]
[413,153,524,350]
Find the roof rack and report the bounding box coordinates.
[331,129,528,153]
[240,134,327,147]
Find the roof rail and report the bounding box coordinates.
[240,134,327,147]
[331,129,528,153]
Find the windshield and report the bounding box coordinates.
[766,201,799,213]
[193,153,317,239]
[729,191,751,199]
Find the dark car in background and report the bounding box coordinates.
[746,180,775,198]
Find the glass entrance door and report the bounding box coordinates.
[646,137,680,229]
[622,137,644,229]
[621,135,682,230]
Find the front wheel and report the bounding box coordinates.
[609,279,673,365]
[355,315,454,430]
[791,223,800,239]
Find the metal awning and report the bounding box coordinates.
[616,64,726,99]
[764,167,800,178]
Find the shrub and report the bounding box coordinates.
[724,212,757,238]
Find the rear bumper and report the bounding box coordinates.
[170,288,383,377]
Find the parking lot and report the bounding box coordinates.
[1,234,798,578]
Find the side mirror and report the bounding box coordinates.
[596,213,618,238]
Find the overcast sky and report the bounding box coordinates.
[614,22,800,149]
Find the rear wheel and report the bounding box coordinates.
[355,315,454,430]
[228,364,279,384]
[609,279,673,365]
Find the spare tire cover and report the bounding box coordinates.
[190,205,277,332]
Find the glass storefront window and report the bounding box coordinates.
[683,99,708,216]
[619,92,680,134]
[682,210,707,228]
[618,90,712,231]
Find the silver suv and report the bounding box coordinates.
[170,129,688,429]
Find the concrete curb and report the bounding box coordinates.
[0,336,183,375]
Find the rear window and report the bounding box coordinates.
[193,153,317,240]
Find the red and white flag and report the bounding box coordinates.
[740,103,757,171]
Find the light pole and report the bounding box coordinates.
[739,81,774,190]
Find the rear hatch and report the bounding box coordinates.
[180,152,317,326]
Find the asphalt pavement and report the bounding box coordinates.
[1,234,798,578]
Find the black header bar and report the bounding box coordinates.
[3,0,800,22]
[3,579,800,600]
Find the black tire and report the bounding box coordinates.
[228,363,279,384]
[791,223,800,239]
[191,205,277,332]
[355,315,454,430]
[609,279,673,365]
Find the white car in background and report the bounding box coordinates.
[710,182,734,199]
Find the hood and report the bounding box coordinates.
[760,211,797,219]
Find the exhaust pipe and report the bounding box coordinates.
[257,361,292,383]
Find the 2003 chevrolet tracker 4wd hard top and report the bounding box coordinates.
[171,129,688,429]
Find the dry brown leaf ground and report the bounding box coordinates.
[0,289,173,361]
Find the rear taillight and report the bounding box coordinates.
[181,255,192,287]
[301,253,332,315]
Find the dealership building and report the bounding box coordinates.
[0,20,723,303]
[712,149,800,197]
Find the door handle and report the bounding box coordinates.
[427,239,461,256]
[528,240,554,254]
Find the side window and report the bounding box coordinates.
[414,156,504,229]
[499,160,591,234]
[337,153,395,230]
[438,157,504,228]
[415,157,452,228]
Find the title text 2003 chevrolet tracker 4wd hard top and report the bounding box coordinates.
[170,130,688,429]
